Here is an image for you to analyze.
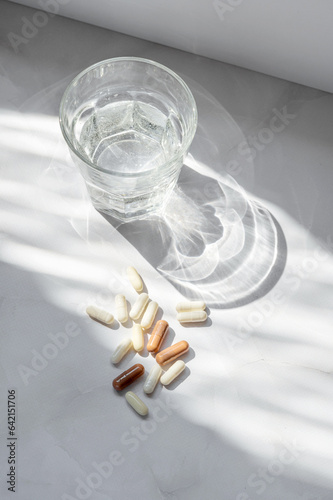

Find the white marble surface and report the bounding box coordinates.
[1,2,333,500]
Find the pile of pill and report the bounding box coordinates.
[86,266,207,417]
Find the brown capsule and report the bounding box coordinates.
[112,363,144,391]
[155,340,189,366]
[147,320,169,353]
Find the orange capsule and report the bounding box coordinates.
[112,363,144,391]
[147,320,169,353]
[155,341,189,366]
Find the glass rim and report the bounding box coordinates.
[59,56,198,178]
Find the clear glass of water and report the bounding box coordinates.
[59,57,197,221]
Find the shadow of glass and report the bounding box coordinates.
[102,163,287,308]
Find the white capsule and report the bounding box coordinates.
[125,391,148,416]
[141,301,159,329]
[143,364,163,394]
[177,310,207,323]
[115,294,128,323]
[126,266,143,293]
[132,323,144,352]
[86,305,114,325]
[176,300,206,313]
[160,360,186,386]
[111,337,133,364]
[129,293,149,320]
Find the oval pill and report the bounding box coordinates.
[112,363,144,391]
[86,305,114,325]
[125,391,148,416]
[132,323,144,352]
[141,301,159,329]
[127,266,143,293]
[115,294,128,323]
[160,360,186,386]
[176,300,206,313]
[111,337,133,364]
[143,364,163,394]
[155,340,189,366]
[147,320,169,353]
[129,293,149,320]
[177,310,207,323]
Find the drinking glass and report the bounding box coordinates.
[59,57,197,221]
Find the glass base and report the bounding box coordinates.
[87,183,172,222]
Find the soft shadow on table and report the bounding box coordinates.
[102,162,287,309]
